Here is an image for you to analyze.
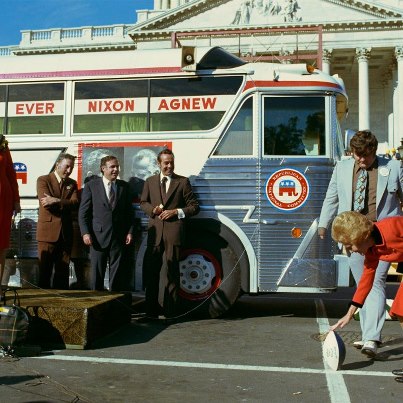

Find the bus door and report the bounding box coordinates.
[257,94,337,292]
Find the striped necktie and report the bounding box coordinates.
[353,169,367,212]
[109,182,116,208]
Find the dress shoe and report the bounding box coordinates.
[394,377,403,383]
[392,369,403,376]
[353,340,364,349]
[361,340,378,358]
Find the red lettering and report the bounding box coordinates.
[158,99,169,111]
[36,103,44,114]
[104,100,112,111]
[46,103,54,114]
[171,99,180,110]
[203,97,217,109]
[88,101,97,113]
[87,99,136,113]
[16,104,24,114]
[114,100,123,112]
[26,103,35,114]
[157,97,217,111]
[182,98,191,110]
[125,99,134,112]
[14,102,56,115]
[192,98,200,110]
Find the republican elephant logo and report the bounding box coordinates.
[279,180,298,197]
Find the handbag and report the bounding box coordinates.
[0,288,30,348]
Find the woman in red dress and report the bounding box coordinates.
[0,134,21,290]
[330,211,403,382]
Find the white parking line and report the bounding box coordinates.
[316,298,351,403]
[33,354,393,378]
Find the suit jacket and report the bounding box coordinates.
[36,172,79,244]
[319,156,403,229]
[140,173,199,246]
[352,217,403,307]
[78,176,134,249]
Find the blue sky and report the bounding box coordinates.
[0,0,153,46]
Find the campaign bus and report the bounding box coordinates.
[1,46,349,317]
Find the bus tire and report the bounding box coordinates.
[178,231,242,319]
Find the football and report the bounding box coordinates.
[323,330,346,371]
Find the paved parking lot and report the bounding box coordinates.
[1,286,402,402]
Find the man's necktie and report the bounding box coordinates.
[109,182,116,208]
[161,177,167,204]
[353,169,367,212]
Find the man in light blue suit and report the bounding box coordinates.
[319,130,403,357]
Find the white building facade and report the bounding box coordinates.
[1,0,403,149]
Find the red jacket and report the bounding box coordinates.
[352,216,403,307]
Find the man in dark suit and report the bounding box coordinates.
[79,156,134,291]
[37,153,79,289]
[141,148,199,318]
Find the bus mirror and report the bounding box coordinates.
[181,46,196,71]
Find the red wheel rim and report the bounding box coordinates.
[178,248,222,300]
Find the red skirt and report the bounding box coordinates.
[390,283,403,318]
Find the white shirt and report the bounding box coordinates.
[160,174,185,219]
[102,176,116,199]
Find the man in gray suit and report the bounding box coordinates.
[79,156,134,291]
[319,130,403,357]
[141,149,199,318]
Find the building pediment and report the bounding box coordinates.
[130,0,403,35]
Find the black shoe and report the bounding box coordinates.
[392,369,403,376]
[394,377,403,383]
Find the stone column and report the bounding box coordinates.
[161,0,169,10]
[322,49,333,75]
[394,46,403,148]
[171,0,180,7]
[154,0,161,10]
[356,48,371,130]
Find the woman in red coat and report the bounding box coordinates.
[330,211,403,382]
[0,135,21,290]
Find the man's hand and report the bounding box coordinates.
[83,234,92,246]
[152,205,163,216]
[318,227,327,239]
[158,209,178,220]
[40,193,60,207]
[125,233,133,245]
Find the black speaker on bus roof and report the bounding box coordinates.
[181,46,196,71]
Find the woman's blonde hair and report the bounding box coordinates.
[331,211,373,245]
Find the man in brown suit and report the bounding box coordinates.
[141,149,199,318]
[37,153,79,289]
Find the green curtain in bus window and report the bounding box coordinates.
[214,98,253,156]
[264,97,325,156]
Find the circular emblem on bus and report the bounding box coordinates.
[265,169,309,211]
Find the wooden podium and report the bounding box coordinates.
[12,289,132,349]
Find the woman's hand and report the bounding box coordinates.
[330,305,357,331]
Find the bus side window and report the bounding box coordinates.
[263,97,326,156]
[213,97,253,156]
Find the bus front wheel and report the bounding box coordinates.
[178,232,241,318]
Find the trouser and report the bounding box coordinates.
[349,252,390,342]
[89,237,126,291]
[144,236,181,317]
[38,238,71,289]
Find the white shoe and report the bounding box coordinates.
[361,341,378,358]
[353,340,364,349]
